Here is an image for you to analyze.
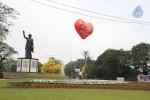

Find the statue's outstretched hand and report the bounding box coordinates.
[23,30,25,34]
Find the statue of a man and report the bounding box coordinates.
[23,30,34,59]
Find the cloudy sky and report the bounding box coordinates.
[1,0,150,64]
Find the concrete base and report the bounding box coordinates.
[17,58,38,72]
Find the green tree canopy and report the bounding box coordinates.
[64,58,95,78]
[94,49,133,79]
[131,42,150,75]
[64,59,85,78]
[0,42,17,69]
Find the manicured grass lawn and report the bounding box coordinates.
[0,79,150,100]
[0,88,150,100]
[0,79,29,88]
[24,73,67,79]
[3,72,67,79]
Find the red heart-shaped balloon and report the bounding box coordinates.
[74,19,94,39]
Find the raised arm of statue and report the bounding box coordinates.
[23,30,27,39]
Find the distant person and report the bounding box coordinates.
[79,69,82,79]
[23,30,34,59]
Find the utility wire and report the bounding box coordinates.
[46,0,150,24]
[31,0,150,26]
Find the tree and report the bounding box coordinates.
[10,64,17,72]
[64,61,76,78]
[3,58,17,72]
[0,2,19,42]
[0,24,8,43]
[40,58,62,74]
[94,49,119,79]
[37,61,43,73]
[117,49,134,79]
[131,42,150,75]
[0,43,18,68]
[0,1,18,78]
[0,43,17,77]
[82,51,89,78]
[94,49,134,80]
[64,58,95,79]
[85,57,95,79]
[64,59,85,78]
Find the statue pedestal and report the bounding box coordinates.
[17,58,38,72]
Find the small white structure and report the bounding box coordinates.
[117,77,124,81]
[75,68,80,73]
[137,74,150,82]
[17,58,38,72]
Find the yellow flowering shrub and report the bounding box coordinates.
[41,58,62,74]
[81,66,85,75]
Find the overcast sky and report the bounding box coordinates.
[1,0,150,64]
